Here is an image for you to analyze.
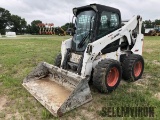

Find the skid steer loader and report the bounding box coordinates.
[23,4,144,117]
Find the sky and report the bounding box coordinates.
[0,0,160,27]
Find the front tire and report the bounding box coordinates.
[54,53,62,67]
[93,59,122,93]
[122,54,144,82]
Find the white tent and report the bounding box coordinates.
[5,32,16,37]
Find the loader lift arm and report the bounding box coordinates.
[80,15,143,77]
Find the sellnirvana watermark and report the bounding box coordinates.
[100,107,155,117]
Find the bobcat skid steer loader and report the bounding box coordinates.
[23,4,144,117]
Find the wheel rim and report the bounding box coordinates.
[134,61,142,77]
[106,67,119,87]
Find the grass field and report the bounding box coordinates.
[0,35,160,120]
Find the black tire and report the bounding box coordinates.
[122,54,144,82]
[93,59,122,93]
[54,53,62,67]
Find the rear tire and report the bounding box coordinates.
[54,53,62,67]
[93,59,122,93]
[122,54,144,82]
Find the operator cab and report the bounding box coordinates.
[63,4,121,73]
[72,4,121,52]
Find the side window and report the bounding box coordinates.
[97,11,119,39]
[77,15,94,31]
[77,15,90,30]
[110,13,119,28]
[78,15,90,24]
[100,15,108,29]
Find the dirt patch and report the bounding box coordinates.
[154,92,160,100]
[153,60,160,66]
[145,59,160,66]
[120,80,127,85]
[80,109,100,120]
[0,96,7,111]
[0,97,22,119]
[134,74,151,88]
[145,49,153,53]
[120,74,151,87]
[5,112,23,120]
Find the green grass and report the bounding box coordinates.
[0,35,160,120]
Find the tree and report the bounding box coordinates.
[10,15,27,34]
[61,23,75,31]
[26,24,31,34]
[154,19,160,25]
[20,18,27,34]
[30,20,42,34]
[0,7,27,35]
[0,7,11,34]
[141,22,145,34]
[143,20,154,28]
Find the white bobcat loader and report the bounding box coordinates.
[23,4,144,117]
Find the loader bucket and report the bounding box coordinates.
[22,62,92,117]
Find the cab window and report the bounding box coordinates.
[97,11,120,39]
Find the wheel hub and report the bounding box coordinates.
[134,61,142,77]
[107,67,119,87]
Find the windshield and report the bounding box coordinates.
[72,10,96,52]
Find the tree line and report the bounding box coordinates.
[143,20,160,28]
[0,7,74,35]
[0,7,44,35]
[1,7,160,35]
